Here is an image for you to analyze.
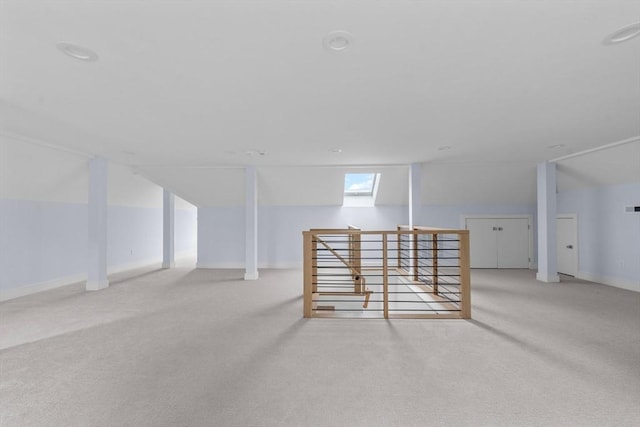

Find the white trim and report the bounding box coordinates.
[576,271,640,292]
[0,273,86,302]
[0,258,164,302]
[244,272,259,280]
[550,135,640,163]
[460,214,535,269]
[86,279,109,291]
[196,262,245,269]
[536,272,561,283]
[258,262,301,269]
[107,258,162,275]
[197,262,303,269]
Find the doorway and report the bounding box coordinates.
[557,215,578,276]
[464,216,531,268]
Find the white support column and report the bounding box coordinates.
[536,161,560,283]
[162,189,175,269]
[87,157,109,291]
[408,163,421,228]
[244,166,259,280]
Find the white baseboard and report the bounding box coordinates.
[196,262,302,269]
[86,279,109,291]
[258,262,301,269]
[107,258,162,275]
[536,272,561,283]
[1,258,163,302]
[576,271,640,292]
[196,261,245,269]
[0,273,86,302]
[244,272,259,280]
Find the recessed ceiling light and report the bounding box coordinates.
[329,148,343,153]
[437,145,452,151]
[244,150,266,156]
[547,144,565,149]
[323,31,354,52]
[603,22,640,45]
[56,42,99,61]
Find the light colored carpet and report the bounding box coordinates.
[1,264,639,427]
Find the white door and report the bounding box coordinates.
[466,218,498,268]
[557,216,578,276]
[496,218,530,268]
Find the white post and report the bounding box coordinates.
[408,163,421,228]
[244,166,259,280]
[162,189,175,268]
[87,157,109,291]
[408,163,422,277]
[536,161,560,283]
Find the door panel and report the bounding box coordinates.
[557,217,577,276]
[466,218,498,268]
[496,218,530,268]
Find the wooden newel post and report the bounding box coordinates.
[303,231,313,318]
[459,230,471,319]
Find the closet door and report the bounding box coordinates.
[496,218,530,268]
[466,218,498,268]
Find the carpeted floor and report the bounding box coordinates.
[1,264,639,427]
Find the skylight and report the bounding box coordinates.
[343,173,381,207]
[344,173,376,196]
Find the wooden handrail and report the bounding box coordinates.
[303,226,471,319]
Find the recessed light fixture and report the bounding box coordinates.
[603,22,640,45]
[329,148,343,153]
[323,31,354,52]
[57,42,99,61]
[244,150,266,156]
[437,145,452,151]
[547,144,565,149]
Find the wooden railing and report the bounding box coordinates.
[303,226,470,319]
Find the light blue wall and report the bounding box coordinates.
[176,208,197,255]
[197,203,542,268]
[0,199,87,291]
[0,200,198,296]
[107,205,163,268]
[259,205,408,267]
[558,183,640,286]
[197,207,245,267]
[197,205,408,268]
[420,203,536,229]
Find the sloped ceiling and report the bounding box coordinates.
[556,140,640,192]
[1,0,639,206]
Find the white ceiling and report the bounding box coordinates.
[1,0,639,204]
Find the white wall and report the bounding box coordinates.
[557,183,640,291]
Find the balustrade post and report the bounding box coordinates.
[459,230,471,319]
[303,232,313,318]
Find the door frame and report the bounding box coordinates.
[557,213,579,277]
[460,214,534,269]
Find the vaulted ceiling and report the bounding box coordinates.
[1,1,639,205]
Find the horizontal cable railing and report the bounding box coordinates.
[303,226,471,319]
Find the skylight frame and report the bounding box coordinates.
[344,173,377,197]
